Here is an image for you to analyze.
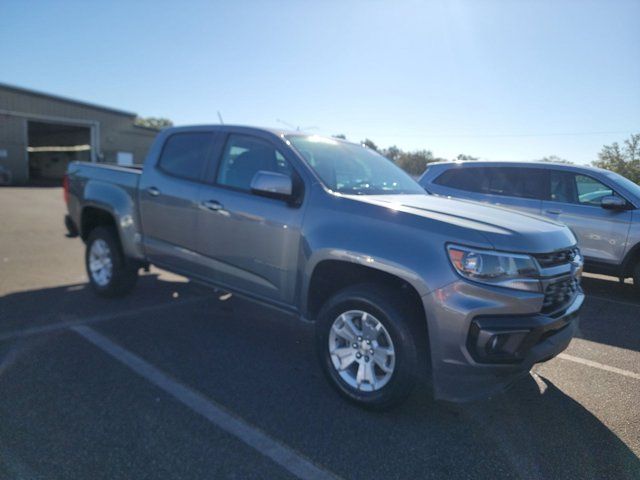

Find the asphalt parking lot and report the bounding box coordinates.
[0,186,638,479]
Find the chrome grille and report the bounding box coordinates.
[542,277,579,314]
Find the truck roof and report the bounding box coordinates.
[164,124,363,146]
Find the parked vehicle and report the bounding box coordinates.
[419,161,640,288]
[64,126,584,409]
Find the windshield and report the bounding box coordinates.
[287,135,424,195]
[605,171,640,201]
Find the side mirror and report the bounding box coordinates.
[600,195,626,210]
[250,171,293,200]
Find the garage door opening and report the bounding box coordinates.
[27,121,92,183]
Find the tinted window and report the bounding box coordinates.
[217,134,292,191]
[549,171,616,206]
[158,132,214,181]
[435,166,546,199]
[549,171,576,203]
[485,168,546,199]
[434,168,485,192]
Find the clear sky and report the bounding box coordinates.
[1,0,638,164]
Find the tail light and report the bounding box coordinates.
[62,174,70,204]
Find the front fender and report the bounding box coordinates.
[300,247,440,318]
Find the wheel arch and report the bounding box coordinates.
[80,205,116,240]
[302,251,430,327]
[80,180,145,260]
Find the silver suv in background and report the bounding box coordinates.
[419,161,640,287]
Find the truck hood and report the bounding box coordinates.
[348,194,576,254]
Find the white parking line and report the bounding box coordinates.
[557,353,640,380]
[0,297,206,342]
[71,325,340,480]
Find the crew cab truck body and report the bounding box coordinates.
[65,125,584,408]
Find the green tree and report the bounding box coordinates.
[455,154,478,161]
[592,133,640,183]
[381,145,401,162]
[134,117,174,130]
[332,133,347,139]
[394,150,435,176]
[362,138,379,151]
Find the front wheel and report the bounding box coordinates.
[315,284,421,410]
[85,226,138,297]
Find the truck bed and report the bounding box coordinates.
[65,161,144,251]
[67,161,142,189]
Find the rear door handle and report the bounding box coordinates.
[545,208,562,215]
[147,186,160,197]
[200,200,223,212]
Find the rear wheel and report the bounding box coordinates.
[315,283,421,410]
[85,226,138,297]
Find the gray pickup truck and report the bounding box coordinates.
[64,125,584,409]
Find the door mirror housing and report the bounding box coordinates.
[600,195,627,210]
[250,171,293,201]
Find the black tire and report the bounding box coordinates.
[633,261,640,291]
[85,226,138,297]
[315,283,421,410]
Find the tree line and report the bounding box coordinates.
[335,133,640,183]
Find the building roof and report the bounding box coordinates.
[0,82,137,118]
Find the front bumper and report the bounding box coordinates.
[422,279,583,403]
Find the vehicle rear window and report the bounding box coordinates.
[434,166,546,199]
[157,132,215,181]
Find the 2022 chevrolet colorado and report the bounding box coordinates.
[64,125,584,409]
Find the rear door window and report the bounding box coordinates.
[485,167,546,199]
[158,132,216,182]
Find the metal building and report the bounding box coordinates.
[0,83,159,184]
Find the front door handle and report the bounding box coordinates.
[200,200,223,212]
[545,208,562,215]
[147,186,160,197]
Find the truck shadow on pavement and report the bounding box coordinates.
[91,293,640,480]
[581,275,638,304]
[577,276,640,353]
[451,375,640,479]
[0,277,638,479]
[0,274,210,336]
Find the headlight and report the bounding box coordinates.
[447,244,541,292]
